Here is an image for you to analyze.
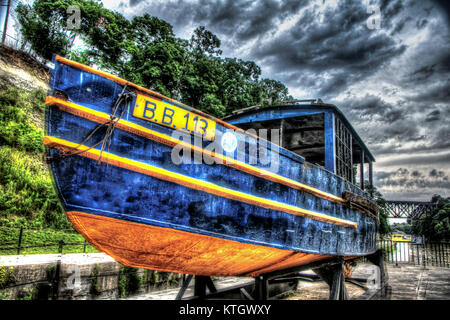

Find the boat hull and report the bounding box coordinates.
[44,56,378,276]
[67,211,332,276]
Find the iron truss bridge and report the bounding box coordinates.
[385,201,438,219]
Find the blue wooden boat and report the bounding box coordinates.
[44,56,378,277]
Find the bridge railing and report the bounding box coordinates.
[384,201,438,219]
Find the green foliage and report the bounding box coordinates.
[0,87,72,229]
[364,182,391,235]
[390,222,412,234]
[412,195,450,241]
[123,15,184,97]
[16,0,77,60]
[0,87,45,153]
[15,288,36,300]
[0,146,68,228]
[118,266,142,298]
[260,79,291,106]
[89,264,100,296]
[0,265,16,289]
[74,1,131,72]
[189,26,222,57]
[118,267,127,298]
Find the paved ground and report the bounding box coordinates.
[343,263,450,300]
[380,264,450,300]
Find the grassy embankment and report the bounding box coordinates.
[0,86,97,254]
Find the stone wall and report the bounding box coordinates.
[0,253,183,300]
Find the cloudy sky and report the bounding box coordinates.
[100,0,449,201]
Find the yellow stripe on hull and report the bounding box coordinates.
[45,96,346,204]
[43,135,357,228]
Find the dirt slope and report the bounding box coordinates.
[0,45,50,91]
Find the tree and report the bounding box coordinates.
[220,58,262,115]
[390,222,412,234]
[365,183,391,235]
[16,0,130,71]
[16,0,77,60]
[122,14,185,97]
[189,26,222,57]
[74,1,131,72]
[259,78,292,106]
[412,195,450,241]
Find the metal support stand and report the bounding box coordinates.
[175,275,217,300]
[194,276,217,298]
[254,276,269,300]
[173,256,385,300]
[175,275,193,300]
[313,259,348,300]
[251,257,343,300]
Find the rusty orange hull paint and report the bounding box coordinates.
[66,211,331,276]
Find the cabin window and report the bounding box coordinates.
[281,114,325,167]
[234,114,326,167]
[335,117,353,183]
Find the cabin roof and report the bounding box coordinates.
[222,102,375,163]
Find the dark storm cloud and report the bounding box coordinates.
[390,16,412,35]
[409,64,436,82]
[127,0,309,44]
[126,0,408,98]
[377,152,450,166]
[369,125,450,158]
[416,18,428,29]
[425,109,441,122]
[129,0,145,6]
[123,0,447,102]
[410,80,450,103]
[431,0,450,25]
[201,0,307,42]
[429,168,445,177]
[249,1,407,97]
[338,94,408,125]
[400,37,450,103]
[375,167,450,190]
[380,0,405,20]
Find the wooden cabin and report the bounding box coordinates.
[222,99,375,191]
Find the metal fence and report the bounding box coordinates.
[0,226,96,255]
[1,32,45,63]
[377,240,450,268]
